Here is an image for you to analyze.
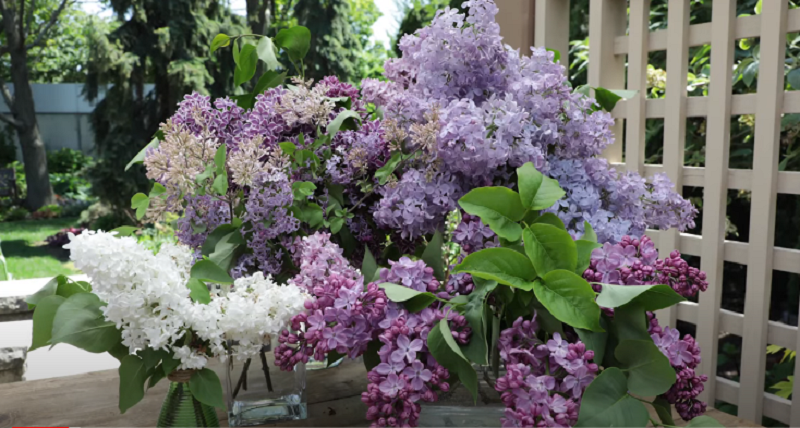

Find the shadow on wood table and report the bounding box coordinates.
[0,356,760,427]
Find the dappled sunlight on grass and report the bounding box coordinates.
[0,217,81,279]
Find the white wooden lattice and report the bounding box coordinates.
[529,0,800,425]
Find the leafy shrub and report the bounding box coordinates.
[4,206,29,221]
[79,201,113,226]
[58,197,93,218]
[46,227,86,248]
[32,204,62,219]
[90,213,130,231]
[50,172,92,200]
[47,148,93,174]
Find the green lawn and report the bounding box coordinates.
[0,217,81,280]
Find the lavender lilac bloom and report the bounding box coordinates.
[362,0,696,243]
[495,316,598,427]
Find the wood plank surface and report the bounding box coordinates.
[0,356,760,427]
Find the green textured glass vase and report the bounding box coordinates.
[158,380,220,427]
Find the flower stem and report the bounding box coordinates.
[260,350,274,392]
[232,358,252,399]
[491,306,503,379]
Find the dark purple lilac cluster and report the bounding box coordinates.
[648,313,708,420]
[495,317,598,427]
[583,235,709,298]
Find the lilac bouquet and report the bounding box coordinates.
[105,0,723,426]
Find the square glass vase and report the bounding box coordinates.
[224,342,307,427]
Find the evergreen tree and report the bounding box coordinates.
[84,0,245,213]
[292,0,361,83]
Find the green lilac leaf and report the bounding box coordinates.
[275,26,311,62]
[613,302,650,342]
[147,365,166,390]
[531,212,567,230]
[187,279,211,304]
[374,152,402,185]
[111,226,138,236]
[326,110,361,136]
[379,283,437,312]
[458,187,525,241]
[427,320,478,402]
[595,283,685,311]
[208,230,245,271]
[582,221,598,242]
[125,137,159,171]
[329,217,345,234]
[685,416,726,427]
[574,367,649,427]
[530,175,566,210]
[190,259,234,285]
[453,247,537,290]
[51,293,121,353]
[615,339,677,396]
[460,278,497,365]
[575,240,602,275]
[652,396,677,426]
[201,224,239,257]
[292,181,317,199]
[30,295,66,351]
[361,246,379,284]
[517,162,543,209]
[421,230,445,281]
[209,34,231,53]
[523,224,578,275]
[234,44,258,86]
[118,355,148,413]
[26,276,60,309]
[188,368,226,408]
[574,317,608,365]
[254,71,286,95]
[593,87,637,112]
[212,172,228,195]
[536,270,603,332]
[131,193,149,220]
[256,37,280,70]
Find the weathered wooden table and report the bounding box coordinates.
[0,358,758,427]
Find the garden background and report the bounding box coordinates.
[0,0,798,426]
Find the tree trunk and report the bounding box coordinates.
[0,0,55,210]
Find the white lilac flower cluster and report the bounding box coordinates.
[65,230,307,370]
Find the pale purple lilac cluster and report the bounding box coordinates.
[495,316,598,427]
[583,235,709,298]
[361,0,696,243]
[147,76,391,277]
[274,233,388,370]
[648,313,708,420]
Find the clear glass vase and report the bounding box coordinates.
[224,342,307,427]
[158,377,220,427]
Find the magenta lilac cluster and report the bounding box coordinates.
[361,0,696,243]
[583,235,709,298]
[495,316,598,427]
[648,313,708,420]
[274,233,388,370]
